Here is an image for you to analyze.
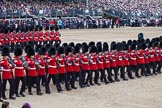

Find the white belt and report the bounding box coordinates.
[60,65,65,67]
[139,57,144,59]
[82,62,88,64]
[40,66,45,69]
[48,65,57,68]
[15,67,24,69]
[75,63,79,66]
[56,36,59,38]
[118,59,122,61]
[131,57,136,60]
[67,63,72,66]
[28,67,36,70]
[3,69,11,72]
[98,62,103,64]
[106,61,110,63]
[91,62,96,64]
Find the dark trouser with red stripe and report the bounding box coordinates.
[125,65,133,78]
[38,75,50,93]
[155,61,161,73]
[2,78,15,98]
[28,76,41,94]
[149,62,156,74]
[15,77,26,95]
[59,73,70,90]
[84,70,92,85]
[74,71,84,87]
[138,64,147,76]
[110,67,119,80]
[67,72,76,88]
[145,63,151,75]
[105,68,114,82]
[117,66,126,80]
[99,69,108,84]
[48,74,62,91]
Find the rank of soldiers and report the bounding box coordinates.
[0,34,161,102]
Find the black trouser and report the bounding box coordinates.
[74,72,83,87]
[48,74,62,91]
[0,77,2,98]
[2,78,15,98]
[117,66,126,80]
[28,76,41,94]
[110,67,119,80]
[81,70,86,85]
[59,73,70,90]
[85,70,92,85]
[92,70,99,84]
[15,77,26,95]
[105,68,113,81]
[125,65,133,78]
[156,61,161,73]
[99,69,108,84]
[11,43,14,52]
[138,64,147,76]
[67,72,76,88]
[145,63,151,75]
[130,65,139,77]
[38,75,50,93]
[149,62,156,74]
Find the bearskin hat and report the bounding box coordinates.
[69,42,75,48]
[58,47,65,55]
[55,26,59,31]
[62,43,68,48]
[122,41,126,46]
[97,45,102,53]
[103,42,109,52]
[137,43,143,50]
[55,43,60,50]
[117,42,123,51]
[90,46,97,53]
[160,41,162,48]
[76,43,82,49]
[48,46,56,56]
[145,38,150,44]
[45,44,51,50]
[159,36,162,42]
[65,46,72,55]
[88,41,95,47]
[142,43,147,50]
[96,42,102,47]
[138,33,144,40]
[74,46,80,54]
[39,47,47,55]
[123,44,128,51]
[14,47,23,56]
[50,26,54,31]
[132,40,137,45]
[28,41,34,47]
[25,45,32,53]
[127,40,132,46]
[152,41,159,47]
[82,44,89,53]
[2,46,10,56]
[35,44,42,53]
[27,48,35,57]
[111,42,117,50]
[130,43,136,50]
[148,42,152,48]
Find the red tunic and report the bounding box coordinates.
[129,51,137,65]
[103,52,110,68]
[0,58,13,80]
[65,56,73,72]
[55,32,61,41]
[110,53,117,67]
[137,50,145,64]
[97,54,104,69]
[37,57,46,76]
[144,50,150,64]
[47,57,58,75]
[57,57,66,74]
[14,57,25,77]
[149,49,155,62]
[81,54,90,71]
[116,52,124,67]
[89,54,98,71]
[27,58,37,77]
[73,55,80,72]
[123,52,130,66]
[154,48,160,62]
[50,31,55,41]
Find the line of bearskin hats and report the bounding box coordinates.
[48,46,56,56]
[103,42,109,52]
[14,47,23,56]
[38,47,47,55]
[2,46,10,56]
[27,48,35,57]
[58,46,65,55]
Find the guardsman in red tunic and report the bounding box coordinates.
[0,46,16,100]
[116,42,128,81]
[47,46,62,92]
[137,43,147,77]
[55,27,61,45]
[130,44,141,78]
[73,46,85,88]
[96,45,109,84]
[50,28,55,45]
[14,47,26,97]
[26,48,42,95]
[89,46,100,85]
[110,42,120,81]
[103,42,114,82]
[37,47,50,94]
[65,46,77,89]
[57,47,71,91]
[153,42,161,74]
[123,44,134,79]
[9,32,15,52]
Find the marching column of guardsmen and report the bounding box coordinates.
[0,35,162,101]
